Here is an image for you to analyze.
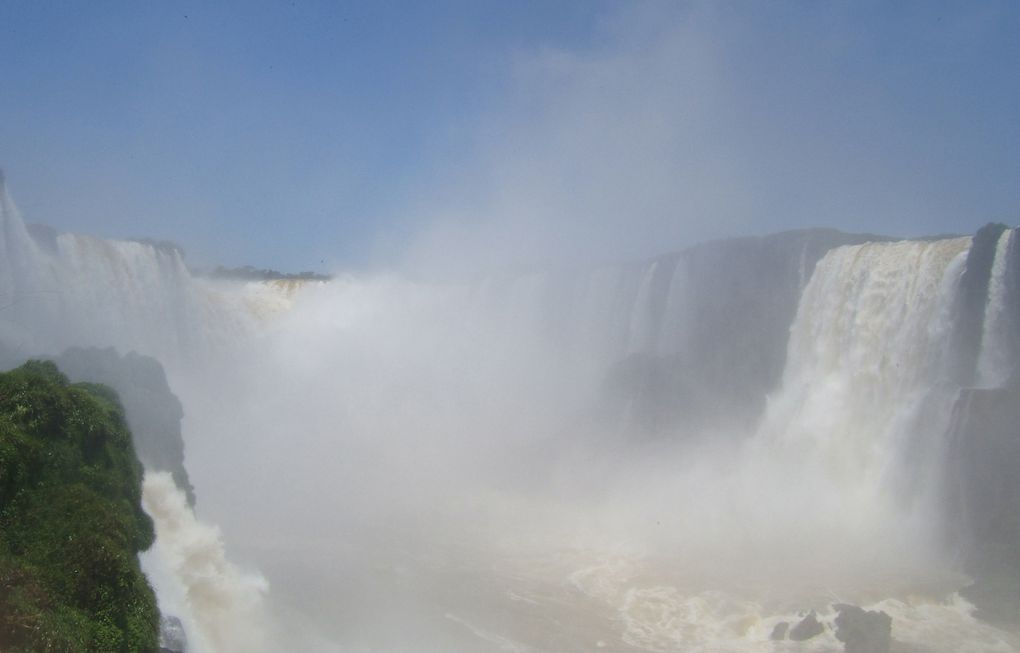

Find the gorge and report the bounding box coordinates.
[2,170,1019,652]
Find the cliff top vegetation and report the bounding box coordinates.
[0,361,158,652]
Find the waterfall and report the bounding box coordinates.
[760,237,970,480]
[0,179,312,653]
[0,172,42,295]
[625,260,659,354]
[0,180,302,369]
[0,174,50,347]
[4,168,1020,649]
[656,257,691,357]
[574,264,642,368]
[140,472,270,653]
[976,228,1016,388]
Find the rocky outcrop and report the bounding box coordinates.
[833,604,892,653]
[770,605,892,652]
[50,347,195,505]
[788,611,824,641]
[769,621,789,640]
[945,380,1020,620]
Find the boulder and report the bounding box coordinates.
[833,604,891,653]
[770,621,789,640]
[789,611,824,641]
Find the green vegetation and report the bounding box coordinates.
[195,264,331,281]
[0,361,159,652]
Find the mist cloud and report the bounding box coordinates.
[401,2,1018,276]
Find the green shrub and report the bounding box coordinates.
[0,361,158,652]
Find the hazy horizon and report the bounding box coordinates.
[1,1,1018,275]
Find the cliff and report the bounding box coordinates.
[0,361,159,652]
[941,226,1020,623]
[600,228,891,437]
[50,347,195,506]
[943,380,1020,624]
[946,382,1020,570]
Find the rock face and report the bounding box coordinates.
[50,346,195,505]
[946,383,1020,569]
[941,226,1020,618]
[769,621,789,640]
[0,361,159,652]
[788,612,824,641]
[833,604,892,653]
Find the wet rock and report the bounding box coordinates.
[789,611,824,641]
[770,621,789,640]
[833,604,891,653]
[159,615,188,653]
[946,382,1020,575]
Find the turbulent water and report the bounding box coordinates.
[2,176,1020,651]
[140,472,270,653]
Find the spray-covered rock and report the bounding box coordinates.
[833,604,892,653]
[789,611,824,641]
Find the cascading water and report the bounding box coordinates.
[760,237,969,483]
[551,236,1018,652]
[976,229,1016,388]
[0,180,311,652]
[626,260,660,354]
[3,172,1020,650]
[656,257,692,357]
[140,472,271,653]
[0,176,302,370]
[576,265,634,368]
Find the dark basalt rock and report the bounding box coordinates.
[833,604,891,653]
[789,611,824,641]
[769,621,789,640]
[946,383,1020,571]
[944,379,1020,624]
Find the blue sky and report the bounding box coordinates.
[1,1,1018,273]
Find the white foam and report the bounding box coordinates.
[140,472,271,653]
